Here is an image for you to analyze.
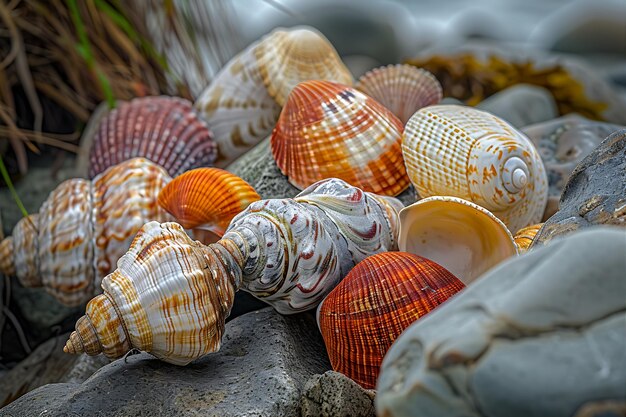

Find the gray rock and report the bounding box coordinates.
[376,227,626,417]
[534,129,626,245]
[1,308,331,416]
[227,138,418,207]
[476,84,558,128]
[522,115,624,220]
[301,371,376,417]
[0,332,109,407]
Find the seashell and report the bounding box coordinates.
[271,80,409,196]
[398,196,518,285]
[513,223,543,253]
[88,96,217,179]
[317,251,465,389]
[522,114,624,220]
[0,158,173,306]
[402,104,549,232]
[195,26,353,165]
[356,64,443,124]
[157,167,260,235]
[65,178,401,364]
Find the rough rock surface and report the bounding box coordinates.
[522,115,623,220]
[0,332,109,407]
[376,227,626,417]
[301,371,376,417]
[476,84,558,127]
[534,129,626,245]
[0,308,331,416]
[227,137,418,207]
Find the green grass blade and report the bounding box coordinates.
[0,156,28,218]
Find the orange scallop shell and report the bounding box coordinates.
[514,223,543,253]
[270,80,409,196]
[317,251,465,389]
[158,168,260,235]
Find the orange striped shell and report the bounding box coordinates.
[317,251,465,389]
[270,80,409,196]
[514,223,543,253]
[158,168,260,236]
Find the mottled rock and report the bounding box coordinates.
[522,115,624,220]
[301,371,376,417]
[534,129,626,245]
[0,308,331,417]
[377,227,626,417]
[227,137,418,207]
[0,332,109,407]
[476,84,558,127]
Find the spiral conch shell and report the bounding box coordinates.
[0,158,172,306]
[88,96,217,179]
[402,105,548,232]
[317,251,465,389]
[356,64,443,124]
[157,167,260,236]
[399,196,518,285]
[195,26,353,165]
[271,80,409,196]
[65,178,401,364]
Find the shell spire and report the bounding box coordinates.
[2,158,173,306]
[66,178,401,364]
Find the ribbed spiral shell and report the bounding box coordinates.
[64,222,242,365]
[398,196,517,285]
[317,252,465,389]
[402,105,548,232]
[88,96,217,179]
[224,178,401,314]
[158,168,260,234]
[356,65,442,124]
[271,80,409,196]
[0,236,14,276]
[1,158,172,306]
[513,223,543,253]
[195,26,352,165]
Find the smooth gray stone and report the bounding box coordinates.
[476,84,558,128]
[376,227,626,417]
[301,371,376,417]
[522,115,624,220]
[0,308,331,417]
[0,332,109,407]
[534,129,626,245]
[227,138,418,207]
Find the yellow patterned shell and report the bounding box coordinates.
[0,158,173,306]
[402,105,548,232]
[513,223,543,253]
[195,26,353,165]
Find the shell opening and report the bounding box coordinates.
[503,157,529,193]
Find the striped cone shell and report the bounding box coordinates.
[0,158,173,306]
[158,168,260,235]
[399,196,517,285]
[356,64,442,124]
[317,251,465,389]
[402,105,548,232]
[88,96,217,179]
[195,26,352,165]
[513,223,543,253]
[64,222,240,365]
[271,80,409,196]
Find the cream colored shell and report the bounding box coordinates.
[402,105,548,232]
[399,196,518,284]
[195,26,353,165]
